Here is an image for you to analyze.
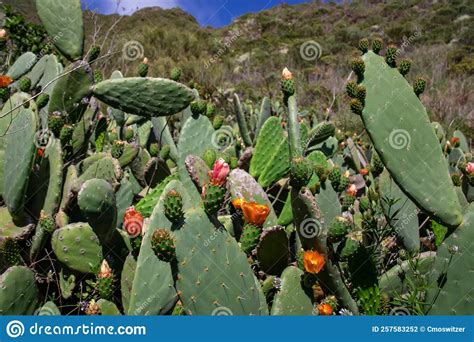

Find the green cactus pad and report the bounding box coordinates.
[0,266,39,315]
[36,0,84,61]
[78,178,117,243]
[270,266,313,315]
[227,169,278,227]
[233,94,252,147]
[151,117,178,162]
[77,156,122,190]
[250,116,290,187]
[92,77,195,117]
[3,108,37,224]
[120,253,136,313]
[135,173,179,218]
[0,207,34,241]
[51,223,103,274]
[173,208,264,315]
[255,97,271,140]
[6,52,37,80]
[49,61,93,122]
[177,114,215,202]
[361,51,462,228]
[185,155,210,192]
[256,226,290,276]
[379,170,420,253]
[36,301,61,315]
[425,207,474,315]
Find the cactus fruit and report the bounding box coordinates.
[149,143,159,157]
[328,216,351,243]
[413,77,427,97]
[370,151,384,175]
[170,66,182,82]
[48,112,64,137]
[385,44,397,67]
[372,38,383,54]
[163,190,184,222]
[59,125,73,146]
[350,57,365,80]
[452,173,462,186]
[240,223,261,254]
[206,102,216,117]
[328,167,341,189]
[111,140,125,159]
[190,99,208,116]
[19,76,32,92]
[160,144,171,160]
[346,81,358,98]
[138,58,149,77]
[0,238,22,266]
[85,300,101,315]
[36,93,50,109]
[289,157,313,189]
[358,38,369,53]
[281,67,295,100]
[212,115,223,130]
[97,260,114,300]
[203,184,226,215]
[398,58,411,76]
[350,98,364,115]
[88,45,100,62]
[150,228,176,262]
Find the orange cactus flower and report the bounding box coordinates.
[317,303,333,316]
[0,75,13,88]
[347,184,357,196]
[231,198,244,210]
[359,168,369,176]
[241,201,270,226]
[303,250,325,274]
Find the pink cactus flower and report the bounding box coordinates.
[347,184,357,197]
[210,158,230,186]
[466,162,474,174]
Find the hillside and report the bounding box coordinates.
[3,0,474,138]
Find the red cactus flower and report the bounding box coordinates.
[209,158,230,186]
[466,162,474,174]
[37,148,45,157]
[123,206,143,238]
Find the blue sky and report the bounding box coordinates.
[81,0,312,27]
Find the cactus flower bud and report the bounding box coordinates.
[143,57,149,64]
[209,158,230,186]
[347,184,357,197]
[282,67,293,80]
[466,162,474,174]
[0,29,7,39]
[98,259,113,279]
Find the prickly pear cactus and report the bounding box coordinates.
[0,266,39,315]
[360,51,462,228]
